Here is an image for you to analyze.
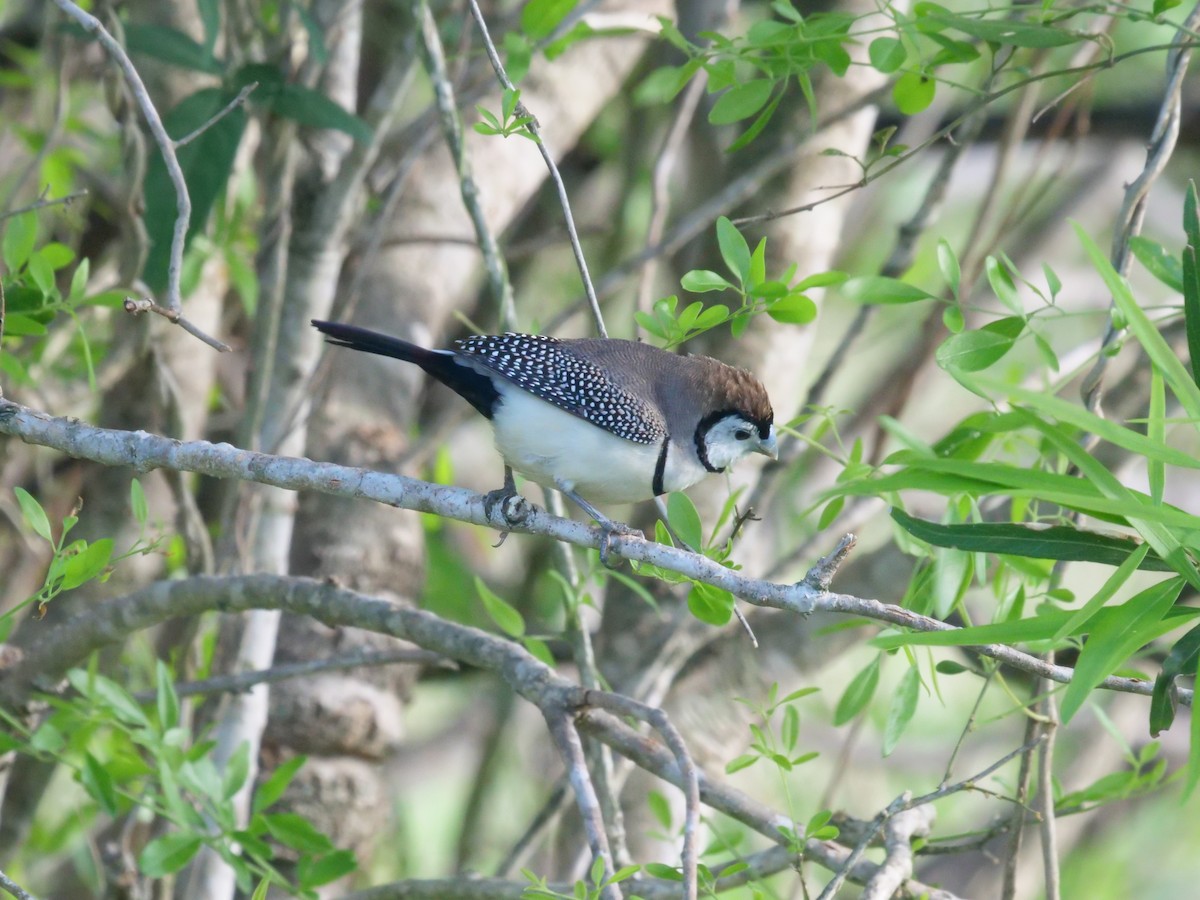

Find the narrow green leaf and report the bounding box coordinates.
[522,637,555,667]
[254,755,306,813]
[2,211,36,271]
[223,742,251,800]
[1059,578,1184,724]
[708,80,773,125]
[681,270,733,293]
[687,582,734,626]
[156,659,180,730]
[890,509,1173,571]
[1149,621,1200,737]
[841,275,935,305]
[82,751,119,816]
[767,293,817,324]
[1183,182,1200,387]
[1077,223,1200,421]
[716,217,751,284]
[14,486,52,542]
[270,85,372,143]
[140,833,203,876]
[131,478,149,526]
[297,850,358,889]
[261,812,334,854]
[124,24,224,74]
[1129,236,1183,292]
[724,753,759,774]
[520,0,577,39]
[882,665,920,756]
[647,790,673,829]
[61,538,114,590]
[918,10,1082,47]
[475,576,525,637]
[985,256,1021,315]
[833,656,880,725]
[1149,366,1165,504]
[1052,543,1150,642]
[938,239,961,299]
[666,492,703,550]
[935,316,1024,372]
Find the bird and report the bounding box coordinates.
[311,319,777,554]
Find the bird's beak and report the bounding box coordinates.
[756,430,778,460]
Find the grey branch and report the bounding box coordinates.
[0,866,38,900]
[129,647,454,703]
[0,395,1191,710]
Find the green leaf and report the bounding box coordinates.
[140,833,203,876]
[520,0,577,39]
[681,270,733,293]
[687,582,734,626]
[223,742,251,800]
[2,211,36,271]
[935,316,1024,371]
[131,478,149,526]
[725,91,782,153]
[917,9,1083,47]
[938,239,961,299]
[261,812,334,854]
[522,636,555,667]
[1077,223,1200,421]
[893,70,935,115]
[882,665,920,756]
[985,256,1021,314]
[634,61,702,106]
[61,538,113,590]
[1129,236,1183,292]
[1149,621,1200,737]
[666,492,703,550]
[297,849,358,889]
[724,753,759,774]
[270,84,372,143]
[708,80,773,125]
[156,660,180,731]
[14,486,52,542]
[143,88,247,290]
[1052,543,1150,643]
[868,36,906,73]
[834,656,880,725]
[1059,578,1184,724]
[1183,182,1200,388]
[81,751,119,816]
[475,576,525,637]
[647,790,673,829]
[716,217,751,284]
[841,275,935,305]
[889,509,1173,571]
[818,496,844,530]
[123,24,224,74]
[80,672,150,727]
[253,755,306,813]
[767,294,817,324]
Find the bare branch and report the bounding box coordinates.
[0,190,89,223]
[0,866,38,900]
[122,297,232,353]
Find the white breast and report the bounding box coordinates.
[489,385,706,505]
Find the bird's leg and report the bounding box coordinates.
[484,466,531,543]
[556,482,642,568]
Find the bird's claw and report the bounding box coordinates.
[598,520,642,569]
[484,485,531,544]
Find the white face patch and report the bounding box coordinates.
[701,415,774,471]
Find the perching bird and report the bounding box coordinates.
[312,320,777,547]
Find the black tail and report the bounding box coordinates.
[311,319,499,418]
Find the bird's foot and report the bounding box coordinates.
[484,468,530,546]
[596,519,642,568]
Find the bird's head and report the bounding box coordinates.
[692,366,776,472]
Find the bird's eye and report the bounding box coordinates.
[734,429,751,441]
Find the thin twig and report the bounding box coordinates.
[1038,667,1061,900]
[0,867,37,900]
[130,647,453,703]
[122,298,232,353]
[466,0,607,338]
[0,190,89,223]
[174,82,258,149]
[415,0,516,331]
[1001,714,1040,900]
